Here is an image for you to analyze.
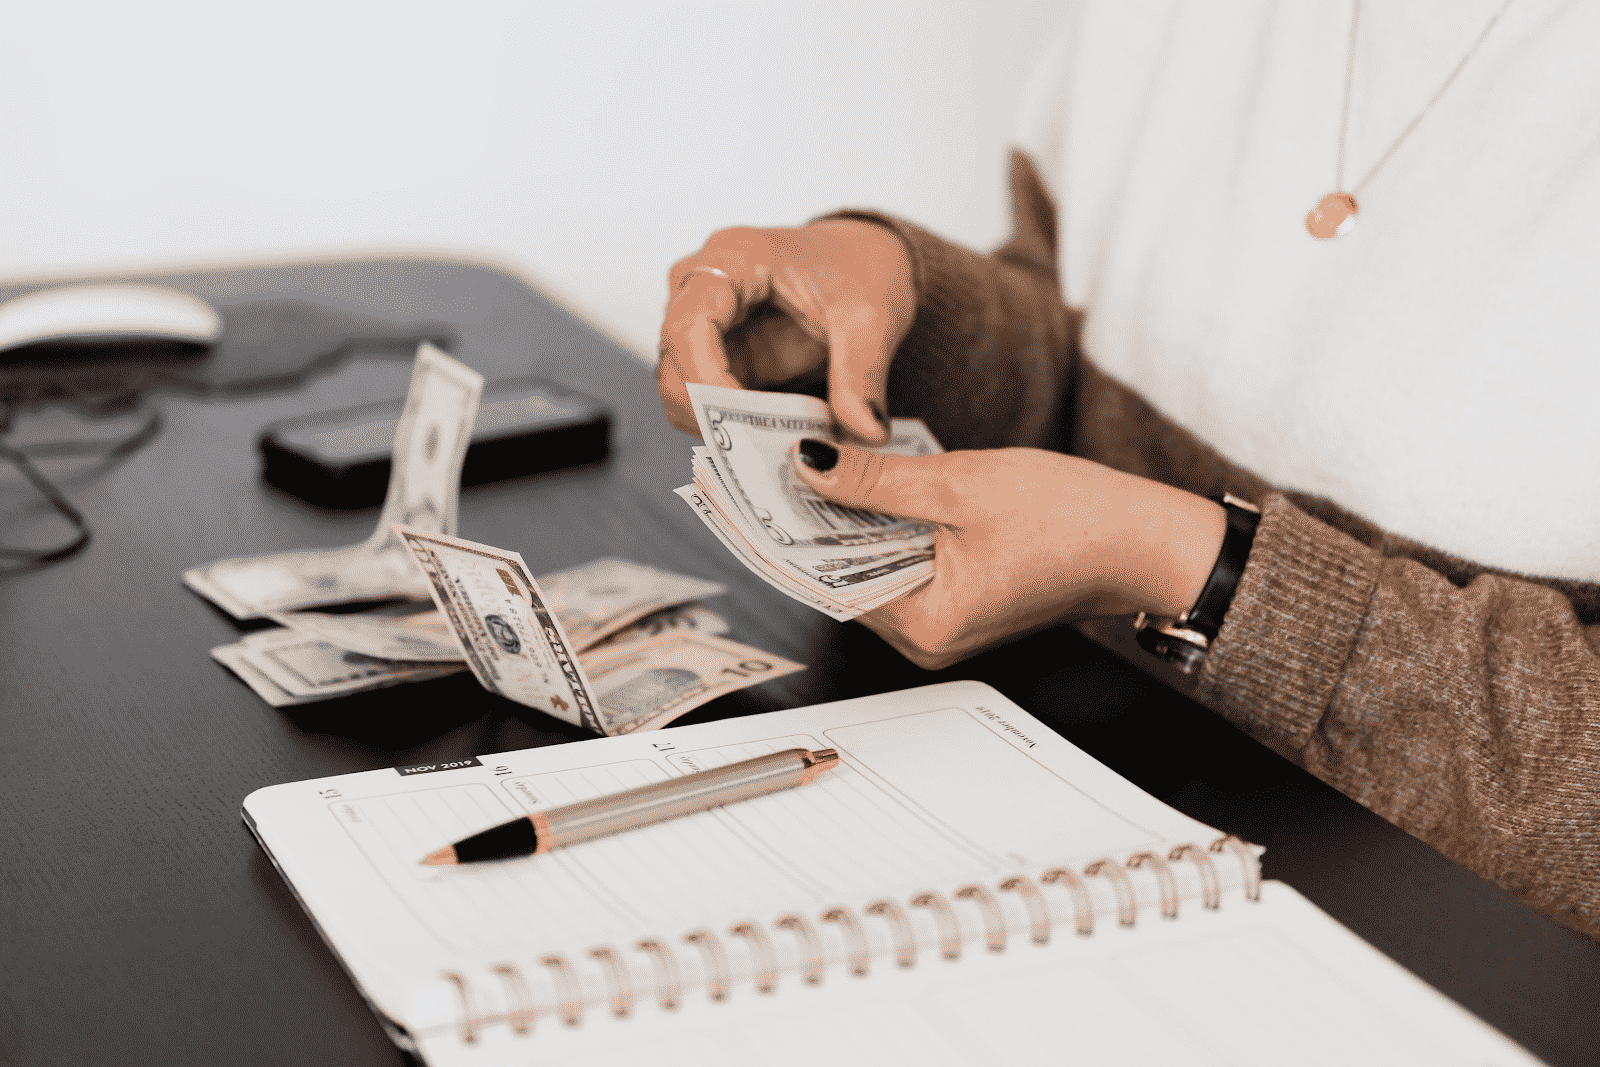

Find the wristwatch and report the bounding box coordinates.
[1134,493,1261,674]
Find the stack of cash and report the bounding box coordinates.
[213,551,803,736]
[194,343,802,734]
[402,532,804,736]
[674,383,943,620]
[212,623,463,709]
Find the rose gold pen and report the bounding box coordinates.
[421,747,839,865]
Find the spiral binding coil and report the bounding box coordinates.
[588,947,634,1018]
[998,875,1052,945]
[443,970,479,1045]
[683,930,731,1002]
[954,884,1007,953]
[541,955,582,1027]
[910,890,963,960]
[490,962,535,1034]
[634,938,680,1011]
[730,922,778,993]
[1039,865,1096,936]
[774,912,826,984]
[447,833,1260,1044]
[1169,843,1222,910]
[1210,835,1261,901]
[1127,852,1180,920]
[821,906,871,977]
[864,897,917,968]
[1083,857,1139,927]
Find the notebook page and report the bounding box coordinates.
[326,730,1013,957]
[242,682,1220,1023]
[423,881,1540,1067]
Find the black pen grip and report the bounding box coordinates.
[452,816,541,862]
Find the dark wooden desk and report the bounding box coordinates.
[2,260,1595,1066]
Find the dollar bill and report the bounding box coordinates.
[579,630,804,734]
[267,560,729,662]
[533,558,726,649]
[212,629,463,705]
[240,627,464,696]
[267,607,461,662]
[686,382,938,548]
[592,602,729,648]
[676,384,943,618]
[674,484,858,621]
[211,642,318,708]
[219,601,746,712]
[182,342,484,619]
[396,526,602,732]
[690,450,934,608]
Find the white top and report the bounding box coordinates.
[1015,0,1600,581]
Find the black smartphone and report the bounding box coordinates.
[259,376,611,508]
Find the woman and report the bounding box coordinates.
[654,1,1600,938]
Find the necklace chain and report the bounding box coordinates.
[1335,0,1515,197]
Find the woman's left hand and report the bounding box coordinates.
[789,439,1227,668]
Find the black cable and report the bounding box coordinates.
[0,438,93,566]
[0,325,445,575]
[0,393,162,570]
[13,407,164,458]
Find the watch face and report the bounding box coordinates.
[1134,619,1208,675]
[1164,639,1208,675]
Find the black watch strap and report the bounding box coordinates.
[1183,493,1261,642]
[1133,493,1261,676]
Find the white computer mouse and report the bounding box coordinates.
[0,283,223,356]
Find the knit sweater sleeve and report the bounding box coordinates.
[818,150,1080,453]
[826,148,1600,940]
[1198,494,1600,939]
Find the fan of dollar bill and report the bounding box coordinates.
[214,552,802,735]
[193,344,802,735]
[675,382,943,620]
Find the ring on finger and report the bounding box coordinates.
[677,265,729,290]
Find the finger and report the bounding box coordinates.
[660,230,778,393]
[823,305,895,446]
[789,439,959,524]
[658,281,750,439]
[667,227,773,315]
[661,267,742,365]
[655,353,725,437]
[658,297,743,438]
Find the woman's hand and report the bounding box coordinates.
[657,219,915,446]
[790,439,1227,668]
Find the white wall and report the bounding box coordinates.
[0,1,1064,361]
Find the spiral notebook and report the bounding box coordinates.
[242,681,1541,1067]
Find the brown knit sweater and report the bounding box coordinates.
[828,150,1600,941]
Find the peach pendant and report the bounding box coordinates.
[1306,192,1359,239]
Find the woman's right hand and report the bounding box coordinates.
[656,218,915,446]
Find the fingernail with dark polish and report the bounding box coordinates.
[798,438,839,473]
[870,402,889,428]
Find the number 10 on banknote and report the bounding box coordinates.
[396,527,602,733]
